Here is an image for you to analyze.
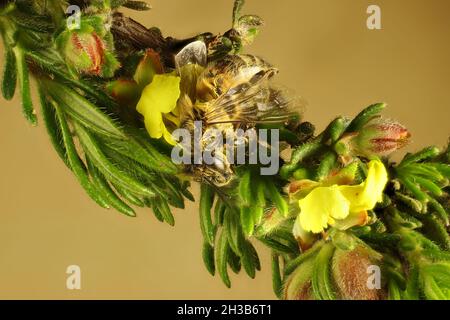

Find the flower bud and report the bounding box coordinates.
[332,244,386,300]
[338,118,410,159]
[57,26,119,78]
[62,30,105,75]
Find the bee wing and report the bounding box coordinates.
[256,83,306,123]
[176,41,208,120]
[175,40,207,71]
[204,72,305,125]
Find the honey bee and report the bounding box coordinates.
[174,41,301,186]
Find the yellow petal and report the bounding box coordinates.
[364,159,388,203]
[142,110,164,139]
[137,74,181,114]
[136,74,181,143]
[339,159,388,212]
[298,185,350,233]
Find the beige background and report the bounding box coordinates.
[0,0,449,299]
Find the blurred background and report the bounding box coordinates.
[0,0,449,299]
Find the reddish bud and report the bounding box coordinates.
[66,31,106,75]
[332,245,386,300]
[338,118,411,158]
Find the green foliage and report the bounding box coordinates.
[0,0,449,300]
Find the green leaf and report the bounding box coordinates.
[156,198,175,226]
[395,192,424,213]
[162,177,185,209]
[270,228,299,253]
[401,146,440,166]
[315,151,337,181]
[420,214,450,251]
[240,206,254,237]
[312,242,336,300]
[414,176,443,197]
[346,103,386,132]
[280,138,323,179]
[251,182,266,225]
[422,249,450,262]
[388,280,403,300]
[99,133,176,177]
[86,157,136,217]
[250,205,264,227]
[403,264,420,300]
[26,50,118,110]
[2,48,16,100]
[421,273,448,300]
[423,263,450,287]
[405,163,444,182]
[240,240,256,279]
[73,122,155,197]
[53,103,108,208]
[181,181,195,202]
[43,80,124,139]
[359,233,402,249]
[10,11,54,33]
[200,183,215,245]
[257,236,296,255]
[238,170,252,206]
[216,229,231,288]
[38,87,69,167]
[428,198,449,226]
[149,201,165,223]
[214,199,226,226]
[227,249,242,274]
[271,253,283,299]
[264,181,288,217]
[127,127,180,175]
[13,47,36,125]
[428,163,450,179]
[400,176,429,202]
[326,117,347,143]
[247,241,261,271]
[98,142,159,186]
[284,240,324,275]
[113,183,145,208]
[202,241,216,276]
[224,209,244,256]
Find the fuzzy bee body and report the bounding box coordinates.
[196,54,276,101]
[175,41,301,186]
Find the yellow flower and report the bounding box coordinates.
[136,74,181,145]
[339,159,388,213]
[294,160,388,234]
